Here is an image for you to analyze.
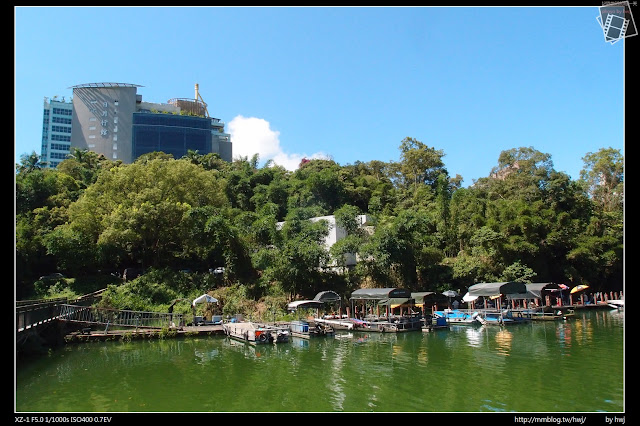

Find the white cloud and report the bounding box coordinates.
[228,115,328,171]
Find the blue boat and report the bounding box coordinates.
[433,309,479,325]
[475,310,530,325]
[289,319,334,339]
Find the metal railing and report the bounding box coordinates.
[16,298,67,332]
[57,304,183,329]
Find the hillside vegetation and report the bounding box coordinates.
[15,140,623,319]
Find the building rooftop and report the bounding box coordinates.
[68,82,143,89]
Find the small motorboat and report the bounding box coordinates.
[607,300,624,310]
[434,309,479,325]
[289,320,334,339]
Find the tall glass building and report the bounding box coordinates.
[69,82,232,164]
[41,96,73,168]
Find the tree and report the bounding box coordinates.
[500,261,537,283]
[261,212,330,298]
[14,139,624,302]
[58,158,227,272]
[580,148,624,213]
[181,206,254,281]
[397,137,447,192]
[16,167,80,284]
[16,151,45,174]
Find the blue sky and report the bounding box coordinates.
[15,6,625,185]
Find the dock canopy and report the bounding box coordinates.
[411,292,434,306]
[350,288,411,300]
[377,298,411,308]
[411,292,447,306]
[467,282,527,297]
[287,300,325,311]
[192,294,218,307]
[313,290,341,302]
[506,283,560,300]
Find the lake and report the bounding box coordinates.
[15,309,624,413]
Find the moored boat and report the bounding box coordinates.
[289,319,334,339]
[359,315,423,332]
[526,308,575,321]
[314,317,359,330]
[607,299,624,309]
[422,315,449,332]
[223,322,274,344]
[349,288,423,333]
[434,309,479,325]
[259,323,290,343]
[475,310,530,325]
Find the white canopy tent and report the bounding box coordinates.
[191,294,220,325]
[192,294,218,307]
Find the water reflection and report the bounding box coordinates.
[225,337,271,360]
[193,347,219,364]
[494,328,513,356]
[459,325,486,348]
[290,336,310,349]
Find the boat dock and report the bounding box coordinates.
[64,324,225,342]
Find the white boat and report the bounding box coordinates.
[526,309,575,321]
[475,310,529,325]
[360,315,423,332]
[315,317,358,330]
[223,322,274,344]
[223,322,290,344]
[607,300,624,309]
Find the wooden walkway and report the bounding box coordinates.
[64,324,226,342]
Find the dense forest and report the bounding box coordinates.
[15,138,623,318]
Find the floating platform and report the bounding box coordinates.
[64,325,225,342]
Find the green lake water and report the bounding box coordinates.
[15,309,624,413]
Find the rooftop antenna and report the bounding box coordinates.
[195,83,210,117]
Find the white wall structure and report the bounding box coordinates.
[278,214,373,267]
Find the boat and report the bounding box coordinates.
[259,323,290,343]
[526,308,575,321]
[462,282,532,326]
[286,291,343,334]
[223,322,275,344]
[607,300,624,310]
[289,319,334,339]
[433,309,479,324]
[314,316,360,330]
[422,315,449,332]
[475,310,530,325]
[359,315,423,332]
